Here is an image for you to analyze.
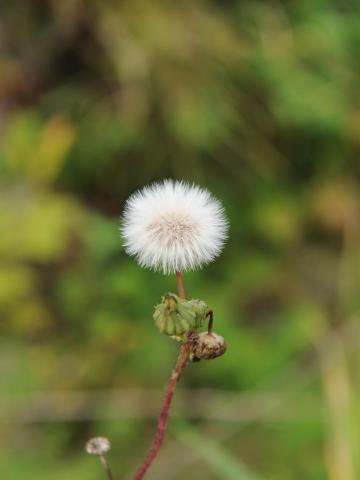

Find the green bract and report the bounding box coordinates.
[153,293,208,338]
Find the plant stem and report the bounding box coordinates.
[176,270,186,299]
[99,455,114,480]
[133,271,190,480]
[206,310,213,334]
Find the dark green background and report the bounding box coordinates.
[1,1,360,478]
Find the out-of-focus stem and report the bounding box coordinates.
[99,455,114,480]
[133,271,190,480]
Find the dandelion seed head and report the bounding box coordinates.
[85,437,111,456]
[120,180,228,274]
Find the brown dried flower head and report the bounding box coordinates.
[192,331,227,360]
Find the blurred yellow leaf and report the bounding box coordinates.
[0,266,36,306]
[0,191,83,263]
[30,117,76,184]
[3,113,76,185]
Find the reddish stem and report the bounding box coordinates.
[133,343,190,480]
[176,270,186,299]
[133,271,189,480]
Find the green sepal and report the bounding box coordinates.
[153,293,208,338]
[187,299,208,329]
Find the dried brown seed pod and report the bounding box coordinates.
[85,437,111,456]
[191,331,227,360]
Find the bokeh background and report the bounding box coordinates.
[2,1,360,479]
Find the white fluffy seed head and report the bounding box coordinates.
[120,180,228,274]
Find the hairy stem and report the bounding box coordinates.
[133,271,190,480]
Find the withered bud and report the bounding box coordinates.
[191,331,227,360]
[85,437,111,456]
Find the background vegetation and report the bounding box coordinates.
[1,1,360,478]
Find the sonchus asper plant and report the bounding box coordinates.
[86,180,228,480]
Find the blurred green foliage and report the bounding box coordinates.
[1,0,360,479]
